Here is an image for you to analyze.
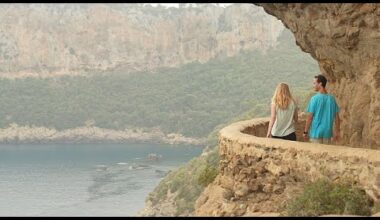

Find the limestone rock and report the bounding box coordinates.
[257,3,380,149]
[234,183,249,197]
[0,4,284,79]
[266,161,282,176]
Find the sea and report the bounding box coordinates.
[0,143,203,216]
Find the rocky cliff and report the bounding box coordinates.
[194,4,380,216]
[138,3,380,217]
[257,3,380,149]
[0,3,283,78]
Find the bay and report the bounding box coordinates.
[0,143,203,216]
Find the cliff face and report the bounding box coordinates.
[0,3,283,78]
[195,5,380,216]
[257,3,380,149]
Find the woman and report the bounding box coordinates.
[266,82,298,141]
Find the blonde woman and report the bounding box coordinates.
[266,83,298,141]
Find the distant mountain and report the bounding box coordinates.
[0,3,283,78]
[0,28,318,140]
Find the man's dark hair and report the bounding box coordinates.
[314,74,327,88]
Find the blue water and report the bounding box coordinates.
[0,143,203,216]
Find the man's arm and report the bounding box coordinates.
[333,112,340,142]
[303,113,313,139]
[304,96,316,140]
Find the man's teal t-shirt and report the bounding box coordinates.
[306,93,339,139]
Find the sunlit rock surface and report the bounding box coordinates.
[257,3,380,149]
[0,4,283,78]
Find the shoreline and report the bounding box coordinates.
[0,124,206,146]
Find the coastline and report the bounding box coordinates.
[0,124,206,146]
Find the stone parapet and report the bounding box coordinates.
[194,117,380,216]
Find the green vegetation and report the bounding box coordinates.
[197,151,219,187]
[2,29,319,215]
[146,145,219,215]
[373,201,380,214]
[0,29,318,139]
[197,164,218,187]
[285,178,373,216]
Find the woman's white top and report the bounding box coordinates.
[271,100,296,137]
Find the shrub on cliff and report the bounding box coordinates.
[373,201,380,214]
[144,145,219,216]
[285,178,373,216]
[197,164,218,187]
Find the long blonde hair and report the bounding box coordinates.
[271,83,294,110]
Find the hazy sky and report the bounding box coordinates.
[147,3,233,8]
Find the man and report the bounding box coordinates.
[303,74,340,144]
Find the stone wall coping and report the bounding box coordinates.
[219,117,380,162]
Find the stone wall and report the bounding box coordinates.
[194,117,380,216]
